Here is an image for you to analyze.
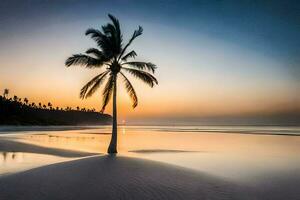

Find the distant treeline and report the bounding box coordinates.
[0,94,112,125]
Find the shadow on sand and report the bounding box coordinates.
[0,139,97,158]
[0,155,299,200]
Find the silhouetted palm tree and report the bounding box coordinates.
[38,103,42,108]
[76,106,80,111]
[13,95,18,102]
[65,14,158,154]
[3,89,9,98]
[47,102,52,110]
[24,98,29,105]
[65,107,71,111]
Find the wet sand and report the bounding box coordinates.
[0,139,96,157]
[0,126,300,199]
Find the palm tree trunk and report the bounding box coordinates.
[107,74,118,154]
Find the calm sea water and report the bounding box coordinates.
[1,125,299,135]
[0,125,300,186]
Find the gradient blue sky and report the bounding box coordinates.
[0,0,299,124]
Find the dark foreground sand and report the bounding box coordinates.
[0,156,299,200]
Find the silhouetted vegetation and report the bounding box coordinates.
[0,94,112,125]
[66,14,158,154]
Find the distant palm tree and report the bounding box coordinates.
[13,95,18,102]
[3,89,9,98]
[65,107,71,111]
[47,102,52,110]
[31,102,36,108]
[38,103,42,108]
[65,14,158,154]
[76,106,80,111]
[43,105,46,109]
[24,98,29,105]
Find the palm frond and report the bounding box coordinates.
[65,54,103,68]
[122,67,158,87]
[102,23,121,55]
[85,48,105,59]
[108,14,122,46]
[120,72,138,108]
[121,50,137,61]
[118,26,143,60]
[122,61,156,73]
[80,71,109,99]
[101,74,114,113]
[108,14,120,35]
[85,28,106,43]
[85,28,114,59]
[85,71,110,98]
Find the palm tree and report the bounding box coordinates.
[47,102,52,110]
[24,98,29,105]
[65,107,71,111]
[38,102,42,108]
[65,14,158,154]
[3,89,9,98]
[13,95,18,102]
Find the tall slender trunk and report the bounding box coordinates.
[107,74,118,154]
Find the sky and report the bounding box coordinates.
[0,0,299,125]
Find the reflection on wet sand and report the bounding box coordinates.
[0,152,22,163]
[0,126,300,185]
[0,151,77,176]
[0,137,98,175]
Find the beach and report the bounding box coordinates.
[0,126,300,199]
[1,1,300,199]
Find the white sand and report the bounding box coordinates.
[0,155,250,200]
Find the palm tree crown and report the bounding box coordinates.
[3,89,9,98]
[65,14,158,113]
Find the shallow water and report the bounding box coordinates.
[0,125,299,185]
